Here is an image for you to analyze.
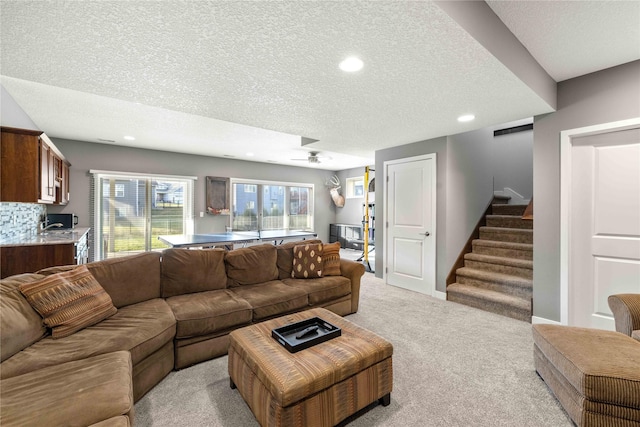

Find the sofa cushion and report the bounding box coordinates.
[282,276,351,305]
[0,274,47,362]
[19,265,117,339]
[0,298,175,380]
[0,351,133,427]
[532,324,640,409]
[87,252,162,308]
[292,243,324,279]
[166,289,252,338]
[229,280,308,321]
[225,244,279,287]
[276,239,322,280]
[161,248,227,297]
[322,242,341,276]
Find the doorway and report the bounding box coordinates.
[560,118,640,329]
[384,154,437,295]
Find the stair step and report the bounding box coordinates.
[492,195,511,205]
[479,226,533,244]
[447,283,531,323]
[463,253,533,279]
[491,204,528,216]
[486,215,533,230]
[472,240,533,260]
[455,267,532,299]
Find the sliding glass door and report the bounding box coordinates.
[92,172,194,260]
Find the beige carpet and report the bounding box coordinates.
[135,273,572,426]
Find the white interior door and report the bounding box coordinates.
[385,154,436,295]
[569,127,640,330]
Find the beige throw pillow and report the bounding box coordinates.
[322,242,341,276]
[292,243,324,279]
[19,265,117,339]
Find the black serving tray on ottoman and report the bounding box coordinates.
[272,317,341,353]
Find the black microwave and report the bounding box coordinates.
[46,213,79,229]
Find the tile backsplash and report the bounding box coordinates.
[0,202,46,240]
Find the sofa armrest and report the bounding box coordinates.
[608,293,640,338]
[340,259,365,313]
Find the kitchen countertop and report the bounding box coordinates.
[0,227,90,247]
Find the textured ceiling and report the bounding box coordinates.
[487,1,640,82]
[1,1,635,170]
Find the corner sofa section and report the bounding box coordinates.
[0,240,365,426]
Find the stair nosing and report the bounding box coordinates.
[472,239,533,250]
[480,226,533,234]
[455,267,532,287]
[447,283,531,310]
[463,253,533,269]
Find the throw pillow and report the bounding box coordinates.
[322,242,341,276]
[19,265,117,339]
[292,243,324,279]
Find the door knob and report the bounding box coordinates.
[420,231,430,237]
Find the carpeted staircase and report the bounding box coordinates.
[447,202,533,322]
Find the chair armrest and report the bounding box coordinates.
[608,294,640,337]
[340,259,365,313]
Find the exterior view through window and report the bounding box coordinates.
[92,172,194,260]
[231,180,313,232]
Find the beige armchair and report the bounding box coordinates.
[608,293,640,341]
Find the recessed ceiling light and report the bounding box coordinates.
[124,135,136,141]
[246,152,254,157]
[457,114,475,123]
[339,56,364,72]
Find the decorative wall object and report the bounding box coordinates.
[325,175,345,208]
[206,176,230,215]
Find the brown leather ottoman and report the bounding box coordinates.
[228,307,393,427]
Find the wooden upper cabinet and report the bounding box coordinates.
[1,127,71,204]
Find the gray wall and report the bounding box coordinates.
[334,166,375,226]
[445,127,495,281]
[492,122,533,199]
[47,138,339,243]
[375,137,448,287]
[1,85,40,130]
[533,60,640,322]
[374,121,530,293]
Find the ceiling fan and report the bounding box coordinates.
[291,151,326,164]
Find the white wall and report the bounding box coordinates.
[533,60,640,322]
[48,138,339,243]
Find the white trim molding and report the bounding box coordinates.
[532,316,562,325]
[434,290,447,300]
[559,117,640,325]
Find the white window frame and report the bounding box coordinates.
[90,170,196,261]
[345,176,364,199]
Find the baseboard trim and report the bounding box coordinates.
[434,290,447,300]
[532,316,562,325]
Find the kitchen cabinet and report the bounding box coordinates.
[0,127,70,204]
[0,228,90,279]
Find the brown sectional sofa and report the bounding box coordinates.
[0,241,365,426]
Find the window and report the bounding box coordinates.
[91,171,195,261]
[346,176,364,198]
[231,179,314,231]
[115,184,125,198]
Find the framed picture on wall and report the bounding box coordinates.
[206,176,230,215]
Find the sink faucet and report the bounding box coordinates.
[40,222,64,233]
